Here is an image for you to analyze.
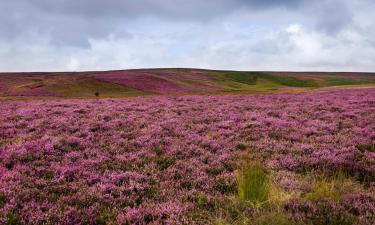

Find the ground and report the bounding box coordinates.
[0,88,374,224]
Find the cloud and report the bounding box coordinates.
[306,0,354,35]
[28,0,305,18]
[0,0,307,47]
[193,23,375,71]
[0,0,374,72]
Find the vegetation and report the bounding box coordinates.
[237,162,270,205]
[254,72,319,87]
[1,69,374,99]
[323,77,374,86]
[215,71,258,85]
[49,76,146,97]
[0,71,374,224]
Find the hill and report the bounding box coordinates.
[0,69,374,99]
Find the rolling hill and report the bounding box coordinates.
[0,69,374,99]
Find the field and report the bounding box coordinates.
[1,69,375,99]
[0,86,374,224]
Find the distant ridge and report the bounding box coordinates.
[1,68,374,99]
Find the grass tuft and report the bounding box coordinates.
[305,170,359,202]
[237,162,270,205]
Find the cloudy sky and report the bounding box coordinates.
[1,0,375,72]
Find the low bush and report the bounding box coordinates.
[285,198,357,225]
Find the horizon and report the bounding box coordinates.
[1,67,375,74]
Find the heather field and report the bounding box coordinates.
[0,88,374,224]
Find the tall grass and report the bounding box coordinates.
[305,170,359,202]
[237,162,270,205]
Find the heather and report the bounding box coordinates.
[0,89,374,224]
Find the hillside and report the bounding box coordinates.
[0,69,374,99]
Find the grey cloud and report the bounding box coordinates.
[0,2,128,47]
[313,1,353,35]
[0,0,307,48]
[29,0,305,19]
[238,0,303,9]
[0,0,374,72]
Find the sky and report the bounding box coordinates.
[1,0,375,72]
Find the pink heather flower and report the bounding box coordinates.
[0,89,374,223]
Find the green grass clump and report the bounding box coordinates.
[304,170,359,202]
[305,179,340,202]
[237,163,270,205]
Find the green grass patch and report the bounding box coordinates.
[323,77,375,86]
[219,71,258,85]
[208,71,320,93]
[254,72,319,87]
[237,162,270,205]
[306,179,341,202]
[304,170,359,202]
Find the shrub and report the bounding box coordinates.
[95,91,100,97]
[0,193,6,208]
[342,193,375,220]
[6,212,22,225]
[236,143,248,151]
[213,175,236,194]
[43,170,55,180]
[96,207,117,225]
[194,192,213,210]
[237,162,270,205]
[286,198,357,225]
[356,143,375,152]
[156,156,175,170]
[209,197,254,224]
[54,138,83,152]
